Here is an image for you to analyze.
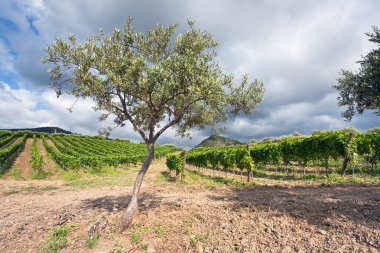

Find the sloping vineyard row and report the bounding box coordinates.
[45,134,177,169]
[0,132,19,148]
[0,130,177,171]
[59,134,176,158]
[0,134,27,166]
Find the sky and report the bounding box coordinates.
[0,0,379,148]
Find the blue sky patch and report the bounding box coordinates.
[0,73,19,89]
[0,17,19,32]
[26,15,39,35]
[34,100,49,111]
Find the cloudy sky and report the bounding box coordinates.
[0,0,379,148]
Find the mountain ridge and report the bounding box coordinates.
[195,135,243,148]
[2,127,73,134]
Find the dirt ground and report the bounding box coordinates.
[0,158,380,252]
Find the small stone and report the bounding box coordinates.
[282,246,292,253]
[147,243,155,253]
[241,238,248,246]
[204,246,212,253]
[196,242,203,253]
[88,216,108,237]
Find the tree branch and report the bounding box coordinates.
[153,96,205,142]
[116,91,149,143]
[152,116,181,142]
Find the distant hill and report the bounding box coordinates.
[3,127,73,134]
[195,135,243,148]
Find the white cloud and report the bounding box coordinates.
[0,0,379,147]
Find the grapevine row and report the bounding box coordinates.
[184,129,380,179]
[0,134,27,166]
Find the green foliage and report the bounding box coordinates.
[357,131,380,171]
[334,26,380,120]
[166,153,183,175]
[130,231,142,244]
[187,129,379,175]
[235,147,254,172]
[43,18,264,145]
[0,134,27,168]
[41,134,80,170]
[41,133,176,170]
[190,234,209,247]
[31,135,47,179]
[250,143,281,167]
[155,225,165,237]
[85,235,99,249]
[0,132,18,148]
[38,225,72,253]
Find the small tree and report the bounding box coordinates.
[43,19,265,231]
[334,26,380,120]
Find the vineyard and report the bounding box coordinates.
[1,128,380,252]
[0,130,178,175]
[167,129,380,183]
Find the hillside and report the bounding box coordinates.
[3,127,73,134]
[195,135,243,148]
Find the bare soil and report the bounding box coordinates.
[0,159,379,252]
[4,138,33,179]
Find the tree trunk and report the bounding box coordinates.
[181,151,187,182]
[118,143,154,231]
[341,132,354,176]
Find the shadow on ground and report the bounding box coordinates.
[206,185,380,231]
[81,193,163,212]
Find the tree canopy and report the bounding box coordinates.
[334,26,380,120]
[43,19,264,143]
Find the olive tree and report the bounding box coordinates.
[43,19,264,231]
[334,26,380,120]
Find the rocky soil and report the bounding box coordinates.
[0,160,379,252]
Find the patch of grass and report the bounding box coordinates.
[60,166,138,189]
[88,165,119,175]
[155,169,258,188]
[252,169,266,176]
[4,185,59,195]
[10,167,23,180]
[85,235,99,249]
[190,234,209,247]
[38,224,74,253]
[130,231,142,244]
[141,243,148,250]
[155,224,165,237]
[65,173,135,189]
[129,223,152,249]
[61,170,81,181]
[154,171,174,184]
[322,174,364,184]
[301,172,380,185]
[303,174,320,180]
[192,170,257,187]
[110,240,123,253]
[31,168,49,179]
